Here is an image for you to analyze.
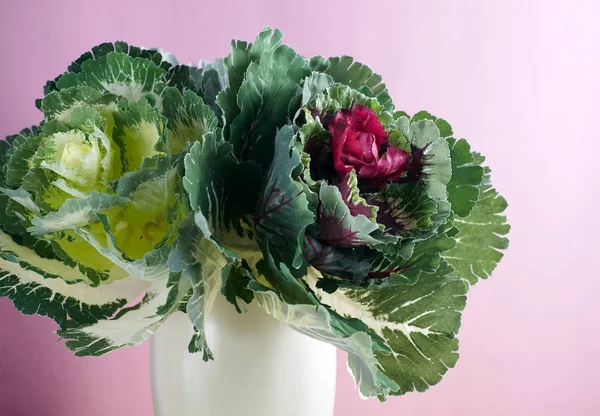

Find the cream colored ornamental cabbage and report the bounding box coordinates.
[0,41,222,356]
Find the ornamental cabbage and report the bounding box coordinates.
[0,42,223,355]
[181,27,510,399]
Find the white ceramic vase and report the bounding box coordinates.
[150,293,337,416]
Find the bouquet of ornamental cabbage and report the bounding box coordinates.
[1,27,509,400]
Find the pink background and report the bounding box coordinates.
[1,0,599,415]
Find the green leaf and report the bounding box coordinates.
[225,26,283,99]
[27,192,126,236]
[309,56,393,111]
[442,168,510,284]
[161,88,218,153]
[253,269,400,399]
[311,85,379,117]
[407,111,453,139]
[21,167,71,212]
[4,129,43,188]
[307,260,467,398]
[318,184,380,248]
[254,244,316,306]
[446,138,484,217]
[303,233,369,282]
[112,98,166,172]
[168,216,228,359]
[41,86,119,123]
[368,182,438,238]
[0,230,143,329]
[56,52,167,101]
[38,41,172,107]
[75,158,185,279]
[293,72,334,121]
[183,133,262,249]
[65,42,169,76]
[366,231,455,285]
[228,42,310,168]
[254,126,314,275]
[57,276,190,356]
[165,62,227,120]
[220,260,254,313]
[217,26,284,138]
[394,117,452,208]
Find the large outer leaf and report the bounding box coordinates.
[57,274,190,356]
[254,127,314,276]
[307,260,468,398]
[253,284,400,399]
[227,41,310,168]
[183,133,261,248]
[168,216,227,359]
[0,230,147,329]
[442,167,510,284]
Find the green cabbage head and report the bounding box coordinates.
[0,42,223,356]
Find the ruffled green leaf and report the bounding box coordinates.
[394,116,452,222]
[57,275,190,356]
[55,52,167,103]
[4,129,43,188]
[446,138,484,217]
[307,259,467,399]
[309,56,393,112]
[293,72,334,121]
[312,85,380,117]
[365,230,455,286]
[218,26,284,138]
[39,42,171,106]
[409,111,453,138]
[253,264,400,399]
[227,38,310,168]
[22,167,71,212]
[0,230,145,329]
[442,167,510,284]
[41,86,120,123]
[76,159,185,279]
[27,192,126,236]
[161,88,218,153]
[183,133,261,249]
[368,182,439,238]
[112,98,166,172]
[165,60,227,119]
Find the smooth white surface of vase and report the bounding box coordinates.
[150,294,337,416]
